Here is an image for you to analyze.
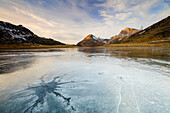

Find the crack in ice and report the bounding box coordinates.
[117,83,122,113]
[8,73,88,113]
[131,79,141,113]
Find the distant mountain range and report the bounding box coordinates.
[76,28,139,47]
[0,21,65,45]
[77,16,169,47]
[0,16,169,47]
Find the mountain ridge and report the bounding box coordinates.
[0,21,65,45]
[119,16,170,44]
[106,27,140,44]
[107,16,170,44]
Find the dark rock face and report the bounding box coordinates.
[106,27,140,44]
[0,21,65,45]
[77,34,108,47]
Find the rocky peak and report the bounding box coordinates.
[84,34,98,40]
[106,27,140,44]
[77,34,107,47]
[125,27,134,31]
[121,27,137,33]
[111,35,117,39]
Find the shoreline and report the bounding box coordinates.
[0,43,170,49]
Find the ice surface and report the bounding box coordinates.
[0,47,170,113]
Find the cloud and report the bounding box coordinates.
[0,0,99,43]
[97,0,170,31]
[115,12,132,20]
[12,7,61,27]
[0,0,169,44]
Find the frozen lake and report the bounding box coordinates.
[0,47,170,113]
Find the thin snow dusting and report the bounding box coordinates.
[92,35,98,40]
[0,24,32,40]
[139,30,145,34]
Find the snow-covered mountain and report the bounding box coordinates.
[0,21,65,45]
[77,34,109,47]
[106,27,140,44]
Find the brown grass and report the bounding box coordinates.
[0,43,170,49]
[0,44,78,49]
[102,43,170,47]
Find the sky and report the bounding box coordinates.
[0,0,169,44]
